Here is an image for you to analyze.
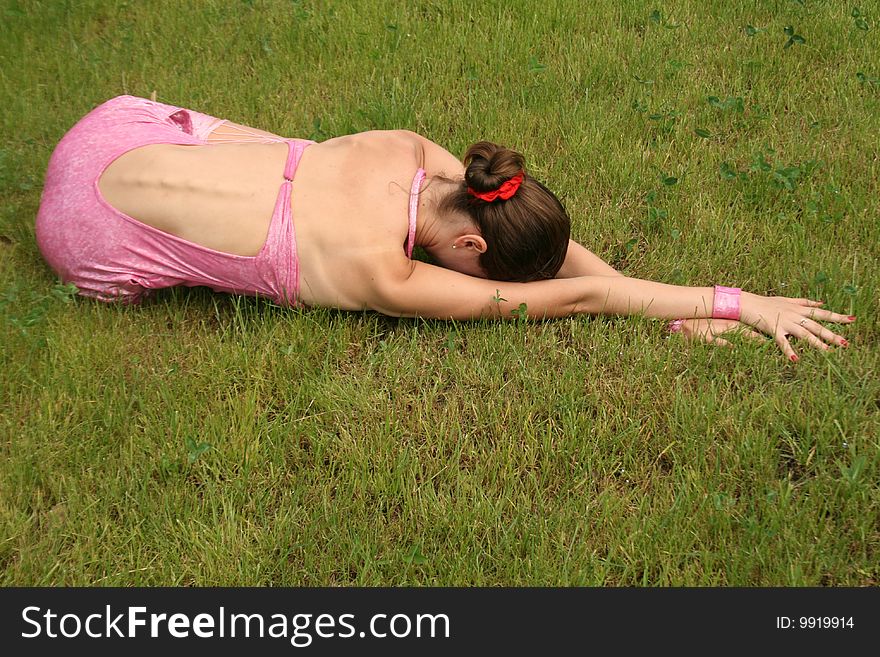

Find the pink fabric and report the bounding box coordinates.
[712,285,741,320]
[35,95,313,306]
[406,168,425,258]
[667,318,685,333]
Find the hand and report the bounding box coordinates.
[677,318,765,348]
[739,292,854,361]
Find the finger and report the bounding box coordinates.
[800,318,848,347]
[805,308,856,323]
[788,297,826,306]
[733,327,766,342]
[706,334,733,348]
[778,296,823,306]
[790,325,830,352]
[774,333,798,362]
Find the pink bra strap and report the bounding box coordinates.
[407,168,426,258]
[284,139,315,181]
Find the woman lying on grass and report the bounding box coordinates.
[36,95,854,361]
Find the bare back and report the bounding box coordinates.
[98,129,464,309]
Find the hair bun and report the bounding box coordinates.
[463,141,526,194]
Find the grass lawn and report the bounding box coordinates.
[1,0,877,585]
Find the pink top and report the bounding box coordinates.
[406,168,426,258]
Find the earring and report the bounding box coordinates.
[452,245,457,249]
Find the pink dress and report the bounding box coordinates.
[35,95,312,306]
[35,95,426,306]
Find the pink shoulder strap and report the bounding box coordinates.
[406,168,426,258]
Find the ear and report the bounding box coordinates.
[453,233,487,254]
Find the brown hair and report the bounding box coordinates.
[437,141,570,282]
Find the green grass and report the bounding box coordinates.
[1,0,878,585]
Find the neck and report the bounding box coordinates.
[414,176,470,250]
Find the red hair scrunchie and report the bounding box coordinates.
[467,171,524,202]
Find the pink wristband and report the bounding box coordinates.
[712,285,741,320]
[667,318,685,333]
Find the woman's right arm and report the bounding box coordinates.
[367,259,853,358]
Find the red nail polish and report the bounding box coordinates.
[841,339,848,347]
[848,316,856,321]
[790,354,798,362]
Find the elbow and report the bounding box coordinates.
[571,275,617,316]
[365,264,416,318]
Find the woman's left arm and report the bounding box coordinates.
[556,239,623,278]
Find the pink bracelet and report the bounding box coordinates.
[712,285,741,320]
[667,318,685,333]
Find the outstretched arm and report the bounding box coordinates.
[366,258,852,358]
[556,239,623,278]
[555,238,801,351]
[370,258,719,321]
